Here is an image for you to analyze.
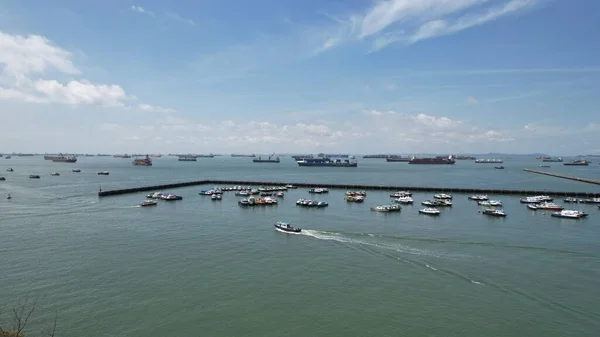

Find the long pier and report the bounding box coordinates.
[523,169,600,185]
[97,179,600,197]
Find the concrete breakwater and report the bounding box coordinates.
[97,179,600,197]
[523,169,600,185]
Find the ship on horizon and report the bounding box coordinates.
[408,156,455,165]
[253,154,280,163]
[297,155,357,167]
[386,155,411,162]
[46,154,77,163]
[231,154,256,157]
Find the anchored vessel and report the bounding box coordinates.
[409,156,455,165]
[253,154,280,163]
[564,160,590,166]
[297,156,357,167]
[386,156,412,162]
[178,155,197,161]
[475,158,503,164]
[132,155,152,166]
[542,157,563,162]
[48,154,77,163]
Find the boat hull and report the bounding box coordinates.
[274,224,301,233]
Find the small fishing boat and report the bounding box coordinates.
[274,221,302,233]
[0,177,5,181]
[72,168,81,172]
[551,210,588,219]
[98,171,109,175]
[419,208,441,215]
[434,193,452,200]
[7,193,11,200]
[28,175,41,179]
[161,193,183,201]
[346,195,365,203]
[370,204,401,212]
[50,172,60,176]
[390,191,412,197]
[394,196,414,204]
[482,208,506,217]
[211,194,222,201]
[469,195,488,201]
[494,166,505,169]
[238,198,250,206]
[6,168,13,172]
[139,200,157,207]
[478,200,502,207]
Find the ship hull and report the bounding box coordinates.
[298,162,357,167]
[253,160,280,163]
[52,159,77,163]
[386,158,411,162]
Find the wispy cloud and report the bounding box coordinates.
[467,96,478,104]
[128,6,195,26]
[130,5,155,17]
[165,12,196,26]
[317,0,542,53]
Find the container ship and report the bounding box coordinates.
[178,155,197,161]
[475,158,503,164]
[297,156,357,167]
[253,155,280,163]
[386,155,411,162]
[563,159,590,166]
[408,156,455,165]
[132,155,152,166]
[47,154,77,163]
[363,154,389,159]
[542,157,562,162]
[231,154,256,158]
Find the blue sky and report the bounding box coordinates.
[0,0,599,154]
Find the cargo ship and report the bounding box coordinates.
[475,158,503,164]
[363,154,389,159]
[50,154,77,163]
[386,156,411,162]
[114,154,131,158]
[132,155,152,166]
[564,159,590,166]
[408,156,455,165]
[453,155,476,160]
[231,154,256,158]
[297,156,357,167]
[253,155,280,163]
[178,155,197,161]
[196,154,214,158]
[292,154,314,161]
[542,157,562,162]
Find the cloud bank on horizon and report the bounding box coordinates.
[0,0,599,154]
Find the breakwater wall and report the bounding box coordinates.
[523,169,600,185]
[98,179,600,197]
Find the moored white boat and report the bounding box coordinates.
[419,208,440,215]
[394,196,414,204]
[469,195,488,201]
[434,193,452,200]
[482,208,506,217]
[211,194,222,200]
[551,210,588,219]
[478,200,502,207]
[390,191,412,197]
[161,193,183,201]
[370,204,401,212]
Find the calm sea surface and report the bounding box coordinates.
[1,156,599,337]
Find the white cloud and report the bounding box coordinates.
[319,0,541,53]
[130,5,155,17]
[0,30,174,111]
[467,96,478,104]
[138,103,176,113]
[165,12,196,26]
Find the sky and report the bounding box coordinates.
[0,0,599,155]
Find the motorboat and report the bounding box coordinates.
[346,195,365,203]
[390,191,412,198]
[199,190,215,195]
[422,199,452,207]
[308,188,329,194]
[519,196,552,204]
[533,202,563,211]
[419,208,440,215]
[98,171,109,175]
[346,191,367,197]
[274,221,302,233]
[478,200,502,207]
[72,168,81,172]
[563,197,580,203]
[296,199,328,207]
[494,166,505,169]
[161,193,183,201]
[275,192,284,198]
[551,210,588,219]
[0,177,5,181]
[434,193,452,200]
[539,164,551,168]
[235,190,250,196]
[469,195,489,201]
[51,172,60,176]
[29,175,41,179]
[370,204,401,212]
[139,200,158,207]
[394,196,414,204]
[146,192,164,199]
[7,193,11,200]
[482,208,506,217]
[211,194,222,201]
[6,168,13,172]
[264,197,278,205]
[238,198,250,206]
[285,184,297,189]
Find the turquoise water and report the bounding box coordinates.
[1,156,599,337]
